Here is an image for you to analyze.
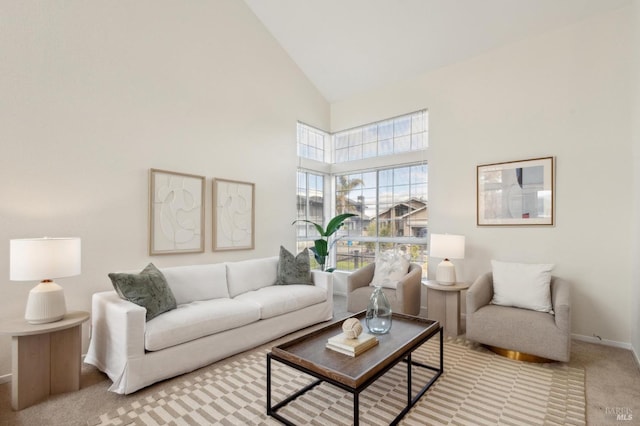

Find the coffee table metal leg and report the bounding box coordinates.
[266,353,272,416]
[440,327,444,371]
[267,354,325,425]
[407,353,412,405]
[391,327,444,426]
[354,392,359,425]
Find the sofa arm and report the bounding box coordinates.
[84,291,146,383]
[466,272,493,315]
[551,276,571,333]
[347,263,375,293]
[311,270,333,297]
[396,263,422,315]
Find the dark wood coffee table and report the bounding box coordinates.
[267,312,443,425]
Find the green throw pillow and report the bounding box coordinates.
[275,246,314,285]
[108,263,177,321]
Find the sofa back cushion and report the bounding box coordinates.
[226,257,278,298]
[160,264,229,305]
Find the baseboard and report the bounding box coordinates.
[572,333,634,350]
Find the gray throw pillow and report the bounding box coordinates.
[108,263,177,321]
[275,246,314,285]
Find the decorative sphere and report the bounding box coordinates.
[342,318,363,339]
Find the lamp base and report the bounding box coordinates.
[436,259,456,285]
[25,281,67,324]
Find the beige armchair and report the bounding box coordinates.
[347,263,422,316]
[466,272,571,362]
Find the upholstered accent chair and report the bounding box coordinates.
[466,271,571,362]
[347,263,422,316]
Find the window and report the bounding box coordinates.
[297,122,328,162]
[334,110,427,163]
[296,171,324,239]
[334,165,428,272]
[296,111,428,274]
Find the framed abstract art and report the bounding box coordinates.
[477,157,554,226]
[213,178,255,251]
[149,168,205,254]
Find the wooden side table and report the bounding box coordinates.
[0,310,90,410]
[423,281,469,336]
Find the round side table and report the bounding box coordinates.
[422,281,469,337]
[0,310,90,410]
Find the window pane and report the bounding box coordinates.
[411,164,428,185]
[335,133,348,149]
[378,120,393,139]
[394,115,411,137]
[395,135,410,152]
[379,139,393,156]
[335,148,348,163]
[412,111,426,133]
[363,125,377,142]
[348,145,362,161]
[411,133,426,150]
[363,142,377,158]
[348,129,363,146]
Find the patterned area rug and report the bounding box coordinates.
[88,339,585,425]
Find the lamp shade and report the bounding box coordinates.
[10,237,81,324]
[10,238,81,281]
[429,234,465,260]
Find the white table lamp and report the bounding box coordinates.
[429,234,465,285]
[10,237,81,324]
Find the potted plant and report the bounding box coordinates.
[292,213,356,272]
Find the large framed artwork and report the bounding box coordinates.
[149,168,205,255]
[213,178,255,251]
[477,157,555,226]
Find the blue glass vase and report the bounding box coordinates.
[365,286,392,334]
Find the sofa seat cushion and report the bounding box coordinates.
[468,304,557,347]
[145,298,260,351]
[233,285,327,319]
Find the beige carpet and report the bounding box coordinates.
[87,339,585,426]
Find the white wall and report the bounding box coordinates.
[0,1,329,377]
[332,8,634,345]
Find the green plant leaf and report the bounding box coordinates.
[291,219,325,236]
[292,214,356,271]
[314,239,328,257]
[325,213,357,236]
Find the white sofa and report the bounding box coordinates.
[85,256,333,394]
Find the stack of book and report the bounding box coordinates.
[326,332,378,357]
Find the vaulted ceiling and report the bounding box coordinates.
[244,0,630,102]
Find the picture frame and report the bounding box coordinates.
[149,168,205,255]
[213,178,255,251]
[477,157,554,226]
